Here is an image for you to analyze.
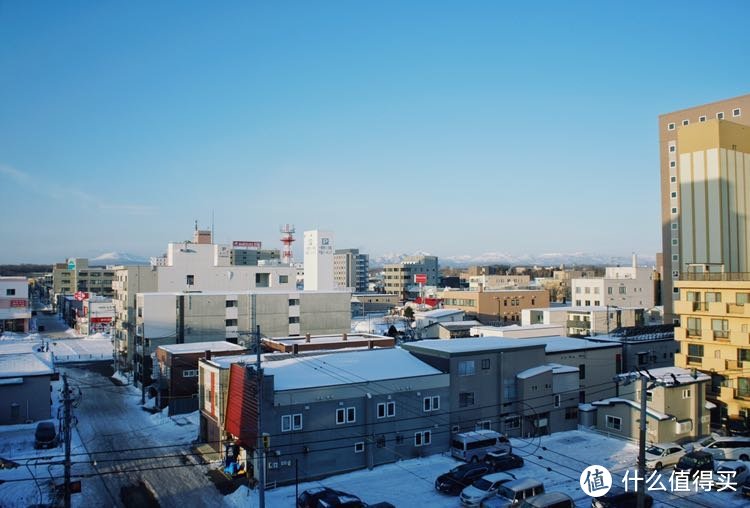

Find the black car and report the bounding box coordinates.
[297,487,363,508]
[435,462,493,495]
[725,416,750,436]
[741,477,750,498]
[591,486,653,508]
[34,421,58,449]
[484,452,524,472]
[675,450,714,477]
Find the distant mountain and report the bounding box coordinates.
[371,252,656,268]
[91,252,150,266]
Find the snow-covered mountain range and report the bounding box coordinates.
[91,252,150,266]
[371,252,656,268]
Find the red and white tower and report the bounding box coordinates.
[280,224,296,264]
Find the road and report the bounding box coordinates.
[63,365,223,507]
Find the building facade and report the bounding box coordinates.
[52,258,115,306]
[0,277,30,333]
[467,275,531,291]
[383,255,439,298]
[659,94,750,322]
[112,265,158,372]
[438,288,549,325]
[334,248,369,292]
[571,257,656,309]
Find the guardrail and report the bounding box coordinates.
[53,353,112,363]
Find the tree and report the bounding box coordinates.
[403,306,414,320]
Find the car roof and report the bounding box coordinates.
[502,477,543,490]
[522,492,572,506]
[652,442,681,447]
[484,472,516,481]
[712,435,750,441]
[717,461,748,469]
[684,450,713,457]
[36,421,55,428]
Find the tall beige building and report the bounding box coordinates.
[659,94,750,321]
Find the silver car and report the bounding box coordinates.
[644,442,686,470]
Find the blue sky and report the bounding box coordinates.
[1,1,749,263]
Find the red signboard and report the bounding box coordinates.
[74,291,89,301]
[232,241,262,248]
[9,299,27,308]
[414,274,428,284]
[89,317,113,324]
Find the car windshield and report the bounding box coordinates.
[473,478,492,491]
[496,485,514,499]
[700,436,717,446]
[646,446,664,456]
[679,456,703,467]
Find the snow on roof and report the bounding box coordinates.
[158,341,246,354]
[592,398,670,420]
[550,363,580,374]
[405,336,619,355]
[540,337,621,353]
[438,320,483,328]
[642,366,711,385]
[517,365,553,379]
[0,352,54,378]
[265,348,444,391]
[264,333,390,345]
[414,309,463,318]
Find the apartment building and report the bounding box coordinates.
[438,288,549,325]
[229,241,280,266]
[333,248,369,292]
[659,94,750,322]
[571,256,656,309]
[0,277,30,333]
[383,255,439,298]
[51,258,115,306]
[674,279,750,425]
[112,265,158,371]
[199,348,450,485]
[467,274,531,291]
[133,289,351,389]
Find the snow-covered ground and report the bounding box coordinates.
[0,330,113,364]
[224,430,750,507]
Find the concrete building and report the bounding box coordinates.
[334,249,369,292]
[659,94,750,321]
[571,256,656,309]
[229,241,280,266]
[133,289,351,389]
[0,351,55,424]
[438,288,549,325]
[523,306,647,337]
[467,275,531,291]
[112,265,158,372]
[0,277,30,333]
[592,367,710,444]
[402,339,581,437]
[51,258,115,306]
[673,278,750,426]
[351,293,399,317]
[587,325,678,373]
[199,348,450,485]
[77,296,115,335]
[304,230,335,291]
[261,333,394,353]
[383,255,439,299]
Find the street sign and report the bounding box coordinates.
[414,274,427,284]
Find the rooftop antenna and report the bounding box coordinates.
[280,224,296,265]
[211,209,215,244]
[194,219,198,232]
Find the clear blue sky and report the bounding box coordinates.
[2,1,749,263]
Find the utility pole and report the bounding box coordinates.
[255,324,265,508]
[63,373,72,508]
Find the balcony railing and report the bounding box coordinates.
[567,320,591,329]
[681,272,750,281]
[686,329,702,338]
[690,302,708,311]
[686,356,703,366]
[713,330,730,340]
[728,304,747,314]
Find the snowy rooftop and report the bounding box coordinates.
[414,309,463,318]
[592,398,670,420]
[517,363,579,379]
[0,352,54,378]
[432,320,483,329]
[642,366,711,385]
[158,341,246,354]
[263,333,391,346]
[405,337,620,355]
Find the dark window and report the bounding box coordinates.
[459,392,475,408]
[481,358,490,370]
[376,435,386,448]
[186,275,194,286]
[6,289,15,296]
[225,300,237,308]
[225,319,237,326]
[579,364,586,380]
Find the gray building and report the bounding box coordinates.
[334,249,369,292]
[200,348,450,485]
[402,339,580,438]
[588,325,678,374]
[383,255,439,299]
[0,352,55,425]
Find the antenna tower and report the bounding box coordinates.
[280,224,296,264]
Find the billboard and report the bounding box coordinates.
[232,241,262,249]
[414,274,427,284]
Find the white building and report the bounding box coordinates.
[571,255,655,309]
[522,305,647,336]
[303,230,335,291]
[0,277,30,333]
[78,296,116,335]
[468,274,531,290]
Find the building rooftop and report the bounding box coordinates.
[642,366,711,386]
[592,398,670,420]
[404,336,620,356]
[414,309,464,319]
[157,341,246,354]
[138,289,348,297]
[517,363,579,379]
[0,352,54,378]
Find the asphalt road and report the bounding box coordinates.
[63,365,222,508]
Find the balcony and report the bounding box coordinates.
[686,355,703,366]
[566,320,590,329]
[686,329,702,338]
[713,330,730,341]
[725,360,746,370]
[681,272,750,282]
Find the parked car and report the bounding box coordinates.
[452,430,512,463]
[701,435,750,461]
[436,463,494,495]
[675,450,715,478]
[685,432,721,452]
[34,421,58,449]
[297,487,363,508]
[364,504,395,508]
[644,442,686,470]
[591,486,653,508]
[485,453,524,473]
[713,460,750,486]
[459,471,516,506]
[519,492,574,508]
[740,477,750,498]
[725,416,750,436]
[0,457,20,469]
[480,478,544,508]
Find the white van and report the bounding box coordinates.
[451,430,512,462]
[702,436,750,461]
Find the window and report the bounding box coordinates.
[354,441,365,453]
[554,394,560,408]
[712,319,729,338]
[579,364,586,380]
[282,415,292,432]
[288,316,300,324]
[637,352,649,366]
[606,415,622,431]
[475,420,492,431]
[288,298,300,306]
[376,435,386,448]
[671,207,678,214]
[481,358,491,370]
[186,274,194,286]
[717,112,725,120]
[279,275,289,284]
[669,145,676,153]
[458,360,476,376]
[682,119,689,126]
[699,115,706,122]
[671,239,678,246]
[415,430,431,447]
[687,317,701,336]
[576,287,581,294]
[423,395,440,412]
[667,122,676,131]
[739,349,750,363]
[671,191,677,198]
[594,300,600,306]
[682,389,692,399]
[670,161,676,169]
[225,319,238,327]
[671,223,678,230]
[336,407,356,424]
[5,289,15,296]
[687,344,704,365]
[585,300,591,306]
[459,392,475,408]
[737,293,750,305]
[182,369,198,377]
[607,287,613,295]
[565,407,578,420]
[377,401,395,418]
[505,416,520,430]
[575,300,581,306]
[706,292,721,303]
[225,300,237,308]
[733,108,741,117]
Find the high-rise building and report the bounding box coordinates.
[303,230,335,291]
[383,255,439,298]
[659,94,750,322]
[51,258,115,306]
[333,248,369,292]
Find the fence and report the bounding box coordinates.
[53,353,112,364]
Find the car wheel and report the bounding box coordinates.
[655,462,663,471]
[741,454,749,461]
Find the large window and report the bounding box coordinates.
[415,430,432,447]
[606,415,622,431]
[687,344,704,365]
[423,396,440,412]
[458,360,476,376]
[336,407,356,424]
[739,349,750,363]
[687,317,701,337]
[281,413,303,432]
[737,293,750,305]
[377,401,395,418]
[459,392,475,408]
[712,319,729,339]
[505,416,520,430]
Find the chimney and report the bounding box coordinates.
[205,350,212,361]
[342,333,348,341]
[305,333,311,343]
[292,343,299,355]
